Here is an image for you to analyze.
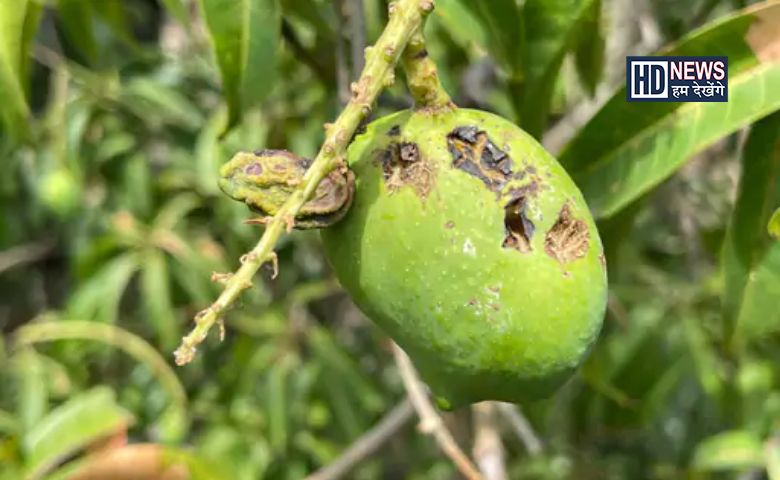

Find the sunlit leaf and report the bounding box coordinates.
[198,0,281,128]
[14,350,47,433]
[560,1,780,218]
[0,0,39,139]
[769,207,780,240]
[767,437,780,480]
[723,112,780,341]
[693,430,764,471]
[24,387,133,479]
[432,0,487,51]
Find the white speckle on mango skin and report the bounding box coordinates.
[463,238,476,256]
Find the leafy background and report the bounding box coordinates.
[0,0,779,478]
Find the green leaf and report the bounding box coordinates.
[519,0,597,137]
[24,387,133,479]
[15,321,189,442]
[67,253,139,324]
[56,0,98,66]
[195,108,228,196]
[14,350,47,433]
[141,250,178,349]
[120,78,204,130]
[560,2,780,218]
[198,0,281,128]
[693,430,764,472]
[0,0,39,139]
[573,0,604,96]
[462,0,524,78]
[769,207,780,240]
[153,193,202,232]
[432,0,487,51]
[767,438,780,480]
[308,327,384,414]
[723,112,780,341]
[266,357,291,453]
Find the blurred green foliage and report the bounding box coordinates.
[0,0,779,479]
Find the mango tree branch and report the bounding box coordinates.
[174,0,435,365]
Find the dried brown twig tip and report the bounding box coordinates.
[244,217,270,225]
[173,0,437,365]
[210,272,233,285]
[270,252,279,279]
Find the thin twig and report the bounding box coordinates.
[305,399,415,480]
[0,240,55,275]
[174,0,436,365]
[472,402,507,480]
[391,343,483,480]
[495,403,544,456]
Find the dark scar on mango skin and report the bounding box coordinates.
[545,202,590,263]
[446,126,513,192]
[387,125,401,136]
[502,195,534,253]
[375,141,434,198]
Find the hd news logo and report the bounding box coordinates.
[627,56,728,102]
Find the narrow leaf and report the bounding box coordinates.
[693,430,764,472]
[141,250,178,349]
[0,0,36,138]
[24,387,133,479]
[573,0,605,95]
[67,253,139,324]
[520,0,597,137]
[16,321,189,442]
[462,0,524,78]
[433,0,487,51]
[560,2,780,218]
[723,112,780,341]
[14,350,47,433]
[767,438,780,480]
[769,207,780,240]
[120,78,204,130]
[56,0,98,66]
[198,0,281,127]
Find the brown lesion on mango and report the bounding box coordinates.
[544,202,590,263]
[374,141,435,198]
[502,195,534,253]
[446,126,513,192]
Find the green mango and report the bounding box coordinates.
[321,108,607,409]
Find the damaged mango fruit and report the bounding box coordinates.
[321,108,607,409]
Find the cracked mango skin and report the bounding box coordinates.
[321,108,607,409]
